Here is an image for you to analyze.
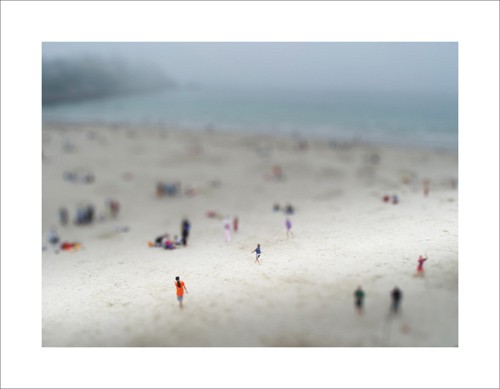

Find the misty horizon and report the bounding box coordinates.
[42,42,458,96]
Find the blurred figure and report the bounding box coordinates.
[223,217,231,242]
[206,210,219,219]
[285,218,294,239]
[86,204,95,224]
[391,287,403,314]
[423,179,430,197]
[59,207,68,226]
[47,227,60,249]
[75,204,95,225]
[59,241,82,252]
[284,204,295,215]
[298,139,308,151]
[391,194,399,205]
[174,235,183,246]
[175,276,188,309]
[107,198,120,218]
[147,233,167,248]
[157,181,181,197]
[181,219,191,246]
[83,173,95,184]
[416,254,428,276]
[273,203,281,212]
[354,286,365,315]
[75,205,85,225]
[163,235,175,250]
[156,234,167,247]
[272,165,283,180]
[251,244,262,265]
[233,216,239,232]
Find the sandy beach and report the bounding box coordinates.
[42,124,458,347]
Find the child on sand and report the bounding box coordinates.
[416,254,428,276]
[233,216,239,232]
[251,244,262,264]
[354,286,365,315]
[175,276,188,309]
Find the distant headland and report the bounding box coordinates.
[42,56,176,105]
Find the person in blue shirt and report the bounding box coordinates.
[251,244,262,265]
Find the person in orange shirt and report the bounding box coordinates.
[175,276,188,309]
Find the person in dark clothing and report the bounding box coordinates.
[88,205,95,224]
[391,287,402,313]
[155,234,167,247]
[181,219,191,246]
[354,286,365,315]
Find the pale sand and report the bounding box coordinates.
[42,124,458,346]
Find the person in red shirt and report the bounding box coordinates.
[416,254,428,276]
[233,216,239,233]
[175,276,188,309]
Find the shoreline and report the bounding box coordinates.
[42,119,459,154]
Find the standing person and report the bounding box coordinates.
[391,287,402,314]
[285,218,294,239]
[354,286,365,315]
[251,244,262,265]
[223,217,231,242]
[87,204,95,224]
[423,179,430,197]
[181,219,190,246]
[174,276,188,309]
[233,216,239,233]
[47,227,60,248]
[110,199,120,218]
[416,254,428,276]
[59,207,68,226]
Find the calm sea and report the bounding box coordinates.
[42,87,458,150]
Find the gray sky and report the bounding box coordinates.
[42,42,457,94]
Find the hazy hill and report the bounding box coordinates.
[42,57,176,105]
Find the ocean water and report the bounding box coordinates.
[42,87,458,150]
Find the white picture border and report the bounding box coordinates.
[1,1,499,388]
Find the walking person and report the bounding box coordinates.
[223,217,231,242]
[181,219,190,246]
[251,244,262,265]
[391,287,402,314]
[233,216,239,233]
[175,276,188,309]
[416,254,428,276]
[47,227,60,253]
[285,218,294,239]
[354,286,365,315]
